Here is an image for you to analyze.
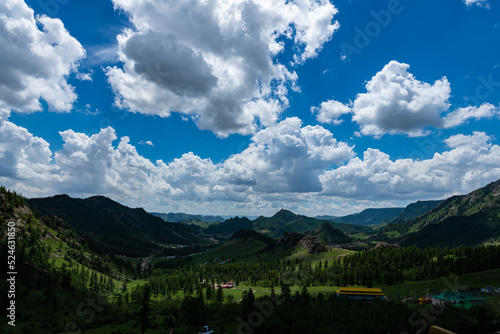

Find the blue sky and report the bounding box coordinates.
[1,0,500,216]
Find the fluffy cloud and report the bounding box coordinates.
[312,100,351,125]
[350,61,450,137]
[0,114,353,203]
[0,0,85,112]
[106,0,339,136]
[320,131,500,200]
[0,109,52,182]
[315,61,499,136]
[443,103,500,128]
[2,112,500,215]
[223,117,355,193]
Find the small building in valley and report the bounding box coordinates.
[336,287,385,300]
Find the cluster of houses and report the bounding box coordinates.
[220,281,235,288]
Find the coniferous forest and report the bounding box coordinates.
[1,185,500,333]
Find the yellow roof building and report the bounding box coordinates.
[336,287,385,300]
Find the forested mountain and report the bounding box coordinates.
[306,222,352,245]
[191,209,375,239]
[252,209,330,237]
[193,229,275,262]
[317,201,442,227]
[204,216,253,235]
[0,187,131,333]
[389,200,443,223]
[228,229,275,244]
[150,212,224,223]
[3,185,500,333]
[28,195,206,257]
[383,179,500,247]
[330,207,404,226]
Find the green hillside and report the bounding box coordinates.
[28,195,207,257]
[306,222,352,245]
[0,187,131,334]
[390,200,443,223]
[192,229,273,262]
[383,179,500,247]
[334,207,404,226]
[252,209,328,237]
[204,216,253,235]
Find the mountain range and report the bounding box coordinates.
[316,200,442,227]
[306,222,353,245]
[28,195,206,257]
[150,212,224,224]
[13,177,500,255]
[383,179,500,247]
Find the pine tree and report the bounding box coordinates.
[205,284,212,301]
[138,285,153,334]
[215,284,224,304]
[241,288,255,318]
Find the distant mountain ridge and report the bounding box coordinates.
[28,195,206,257]
[321,207,404,226]
[205,216,253,234]
[150,212,224,223]
[390,200,442,223]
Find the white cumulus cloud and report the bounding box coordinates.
[312,100,352,125]
[0,109,52,182]
[315,60,500,136]
[223,117,355,193]
[2,112,500,216]
[320,131,500,200]
[443,103,500,128]
[106,0,339,137]
[350,61,451,137]
[0,0,85,112]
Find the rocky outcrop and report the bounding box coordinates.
[275,232,304,247]
[374,242,400,250]
[298,236,328,254]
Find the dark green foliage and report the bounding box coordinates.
[306,222,352,245]
[138,284,153,334]
[153,256,194,270]
[400,212,500,247]
[229,229,275,245]
[252,209,325,238]
[28,194,205,256]
[383,179,500,247]
[331,207,404,226]
[2,184,500,333]
[205,216,253,234]
[390,200,443,223]
[241,287,256,317]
